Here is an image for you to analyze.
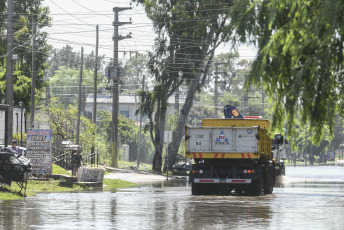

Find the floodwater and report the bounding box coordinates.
[1,166,344,230]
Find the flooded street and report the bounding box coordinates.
[1,166,344,229]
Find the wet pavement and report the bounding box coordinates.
[1,166,344,229]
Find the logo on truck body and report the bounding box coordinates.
[216,130,230,145]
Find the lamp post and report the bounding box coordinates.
[19,101,23,146]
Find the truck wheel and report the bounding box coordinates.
[264,163,274,194]
[250,177,263,196]
[281,164,285,175]
[191,182,199,195]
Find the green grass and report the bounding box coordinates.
[0,187,23,200]
[52,164,71,176]
[0,179,90,200]
[0,164,137,200]
[103,178,136,189]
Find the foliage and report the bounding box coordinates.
[96,110,154,165]
[46,45,107,78]
[36,99,95,154]
[123,54,151,93]
[135,0,239,172]
[12,132,27,146]
[232,0,344,143]
[49,66,106,107]
[0,0,51,107]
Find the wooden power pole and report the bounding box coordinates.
[76,47,84,145]
[5,0,14,145]
[91,25,99,155]
[111,7,131,167]
[30,17,37,127]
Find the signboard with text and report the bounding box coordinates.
[77,167,105,183]
[26,129,52,175]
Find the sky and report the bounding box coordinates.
[42,0,155,64]
[42,0,257,65]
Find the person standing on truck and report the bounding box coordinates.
[73,150,83,176]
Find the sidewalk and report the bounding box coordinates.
[104,167,167,184]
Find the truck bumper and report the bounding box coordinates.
[194,178,252,184]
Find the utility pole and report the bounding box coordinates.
[175,86,179,116]
[91,25,99,154]
[46,77,50,107]
[30,17,37,128]
[137,75,145,168]
[305,122,308,166]
[214,62,226,118]
[261,88,264,118]
[5,0,14,146]
[112,6,131,167]
[76,47,84,145]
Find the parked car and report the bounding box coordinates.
[0,146,31,187]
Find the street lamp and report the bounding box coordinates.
[19,101,23,146]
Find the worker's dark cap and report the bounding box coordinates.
[12,140,18,143]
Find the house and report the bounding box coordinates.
[85,89,184,123]
[0,105,26,145]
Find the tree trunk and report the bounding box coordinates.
[167,74,199,170]
[152,98,168,173]
[166,27,216,170]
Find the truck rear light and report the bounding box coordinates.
[192,170,202,174]
[243,169,255,174]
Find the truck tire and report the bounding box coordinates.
[250,177,263,196]
[263,163,274,194]
[281,163,285,175]
[191,182,199,195]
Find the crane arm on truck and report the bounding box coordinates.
[224,105,244,118]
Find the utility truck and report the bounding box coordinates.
[272,133,289,176]
[186,105,282,196]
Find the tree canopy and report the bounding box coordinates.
[0,0,51,107]
[233,0,344,143]
[135,0,240,172]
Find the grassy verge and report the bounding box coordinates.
[103,179,136,190]
[0,164,136,201]
[52,164,71,176]
[117,160,152,171]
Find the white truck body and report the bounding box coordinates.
[187,127,259,154]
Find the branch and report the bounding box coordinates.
[199,49,215,87]
[167,79,184,98]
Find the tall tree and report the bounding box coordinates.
[49,66,106,107]
[46,45,106,78]
[0,0,51,108]
[232,0,344,143]
[135,0,238,172]
[123,54,150,94]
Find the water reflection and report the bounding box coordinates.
[0,166,343,229]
